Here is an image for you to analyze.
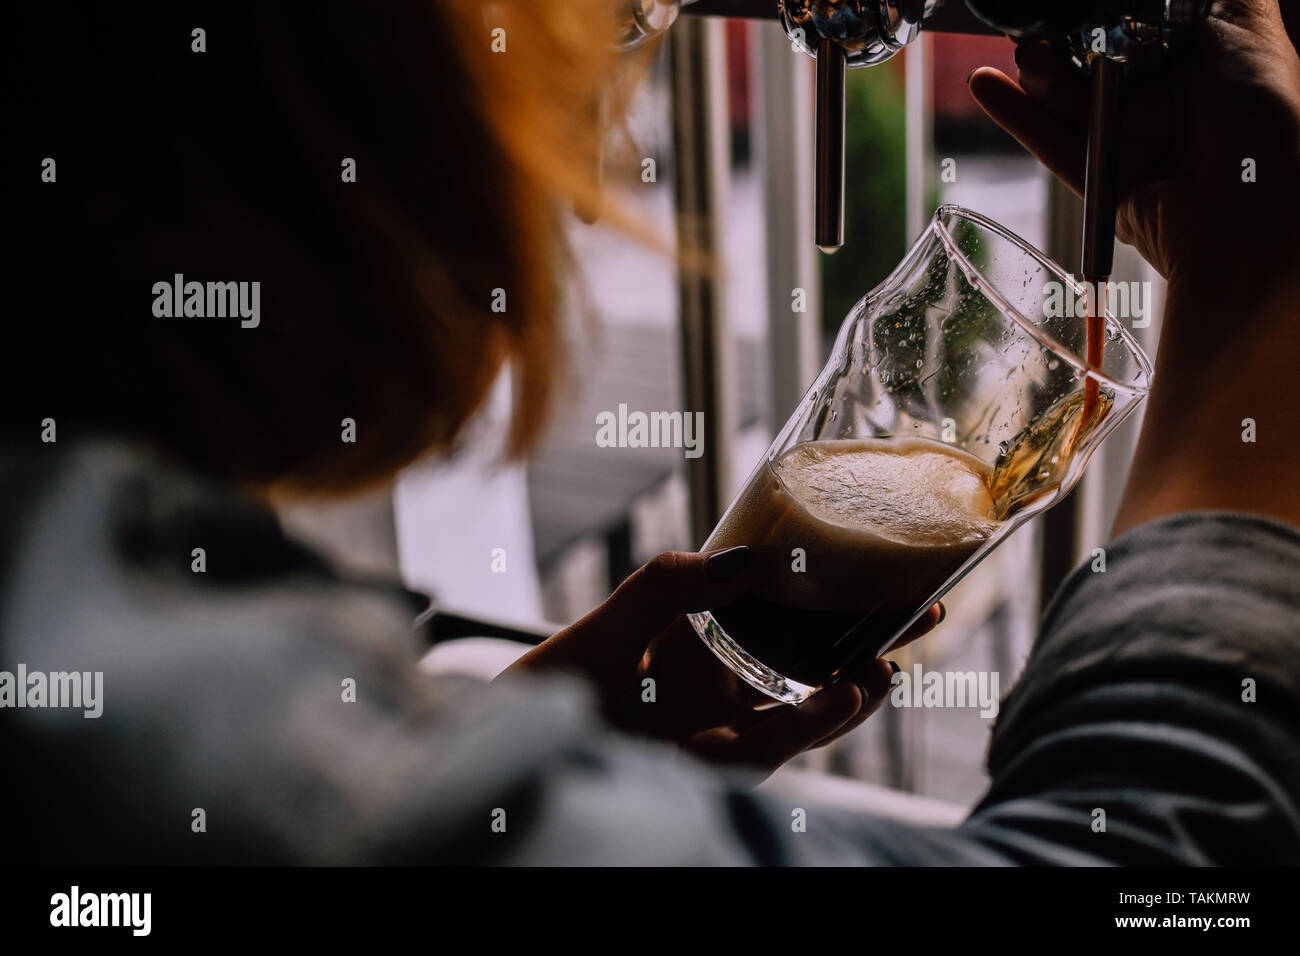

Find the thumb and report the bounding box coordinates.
[592,547,754,643]
[525,548,754,678]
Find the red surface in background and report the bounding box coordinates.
[929,34,1017,120]
[726,20,751,126]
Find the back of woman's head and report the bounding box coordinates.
[10,1,628,493]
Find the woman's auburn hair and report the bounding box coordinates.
[12,1,639,495]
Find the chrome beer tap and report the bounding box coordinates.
[778,2,948,253]
[619,1,998,251]
[619,0,1211,264]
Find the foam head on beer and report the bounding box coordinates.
[704,437,1002,687]
[776,439,999,546]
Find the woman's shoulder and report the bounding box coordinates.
[0,437,598,862]
[5,436,322,592]
[0,436,427,681]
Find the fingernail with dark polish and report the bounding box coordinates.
[1013,42,1025,68]
[966,67,978,86]
[855,682,872,705]
[888,660,901,675]
[937,604,947,625]
[704,545,752,581]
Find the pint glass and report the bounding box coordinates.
[688,206,1153,704]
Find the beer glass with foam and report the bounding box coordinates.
[688,206,1152,703]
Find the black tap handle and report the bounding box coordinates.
[814,36,846,254]
[1081,54,1121,280]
